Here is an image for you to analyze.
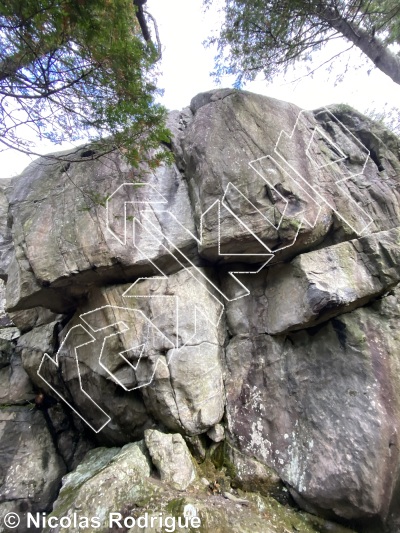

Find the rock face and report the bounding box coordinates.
[0,408,66,532]
[44,439,356,533]
[144,429,197,490]
[222,225,400,335]
[180,92,400,263]
[30,267,225,443]
[5,150,196,313]
[1,89,400,532]
[225,289,400,527]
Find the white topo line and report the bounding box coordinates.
[38,107,379,431]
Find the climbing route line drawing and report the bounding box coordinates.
[37,107,375,432]
[248,108,373,237]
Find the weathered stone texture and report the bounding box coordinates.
[1,90,400,532]
[0,408,66,532]
[225,286,400,527]
[5,150,196,313]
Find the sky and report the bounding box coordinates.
[150,0,400,112]
[0,0,399,179]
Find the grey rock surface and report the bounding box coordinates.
[0,281,12,328]
[180,90,400,263]
[17,320,60,393]
[44,442,153,533]
[35,266,225,443]
[144,429,197,490]
[0,408,66,529]
[5,150,196,313]
[211,439,284,500]
[46,403,95,472]
[1,90,400,532]
[207,423,225,443]
[224,286,400,527]
[223,225,400,336]
[0,351,34,405]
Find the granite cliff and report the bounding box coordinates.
[0,89,400,533]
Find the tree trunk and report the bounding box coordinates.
[321,5,400,85]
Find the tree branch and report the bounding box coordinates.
[144,9,162,61]
[321,5,400,84]
[134,0,151,42]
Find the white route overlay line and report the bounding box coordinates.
[38,107,377,432]
[80,306,175,392]
[37,324,111,433]
[249,108,373,235]
[38,180,270,430]
[134,211,271,300]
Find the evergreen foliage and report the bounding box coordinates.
[205,0,400,88]
[0,0,171,165]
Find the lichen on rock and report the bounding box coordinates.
[1,89,400,532]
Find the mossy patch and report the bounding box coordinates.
[166,498,186,517]
[208,441,236,479]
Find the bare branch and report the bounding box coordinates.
[144,9,162,61]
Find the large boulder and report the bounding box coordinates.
[144,429,197,491]
[5,150,196,314]
[179,90,400,263]
[33,266,226,443]
[224,286,400,530]
[1,89,400,532]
